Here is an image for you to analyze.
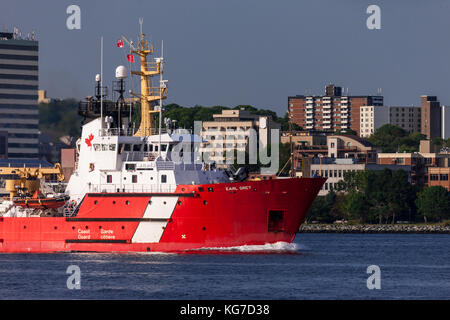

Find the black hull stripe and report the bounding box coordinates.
[87,193,194,197]
[65,239,127,244]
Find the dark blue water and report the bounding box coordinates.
[0,234,449,299]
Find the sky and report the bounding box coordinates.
[2,0,450,116]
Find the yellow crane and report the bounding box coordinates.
[0,163,64,200]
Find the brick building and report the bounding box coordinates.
[288,84,383,136]
[421,95,441,139]
[377,140,450,186]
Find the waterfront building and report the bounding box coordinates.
[427,167,450,191]
[288,84,383,136]
[310,158,410,196]
[0,30,39,158]
[285,132,377,174]
[377,140,450,186]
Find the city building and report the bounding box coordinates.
[280,131,328,147]
[38,89,50,104]
[61,148,77,182]
[0,131,7,158]
[0,30,39,158]
[377,140,450,186]
[427,167,450,191]
[421,95,441,139]
[310,158,410,196]
[288,84,383,136]
[285,132,377,174]
[441,105,450,139]
[201,109,280,165]
[360,105,421,137]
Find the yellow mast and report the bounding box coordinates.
[125,33,167,136]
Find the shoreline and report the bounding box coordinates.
[298,223,450,234]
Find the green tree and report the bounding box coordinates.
[336,168,415,224]
[307,190,337,223]
[334,128,357,136]
[415,186,450,222]
[344,191,371,223]
[367,124,425,153]
[39,99,83,142]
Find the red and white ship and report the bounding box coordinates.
[0,29,325,253]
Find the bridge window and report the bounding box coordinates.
[148,144,154,152]
[109,144,116,151]
[161,144,167,152]
[133,144,141,152]
[124,144,131,152]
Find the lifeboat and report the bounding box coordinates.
[12,191,69,209]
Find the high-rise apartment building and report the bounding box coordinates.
[360,106,421,137]
[288,84,383,136]
[421,95,441,139]
[0,30,39,158]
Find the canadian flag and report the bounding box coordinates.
[85,133,94,147]
[117,39,124,48]
[127,54,135,63]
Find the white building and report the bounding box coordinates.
[0,30,39,158]
[360,106,421,138]
[311,158,411,196]
[201,109,280,166]
[442,105,450,140]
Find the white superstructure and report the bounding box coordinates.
[65,118,230,205]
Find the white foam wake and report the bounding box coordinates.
[193,241,300,253]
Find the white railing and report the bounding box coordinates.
[89,183,178,194]
[100,128,136,136]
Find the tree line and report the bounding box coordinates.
[308,168,450,224]
[39,100,298,142]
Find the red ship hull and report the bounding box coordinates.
[0,178,325,253]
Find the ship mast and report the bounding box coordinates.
[123,22,167,137]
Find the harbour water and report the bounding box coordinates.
[0,233,449,300]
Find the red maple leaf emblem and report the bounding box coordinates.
[85,134,94,147]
